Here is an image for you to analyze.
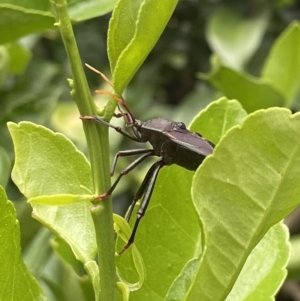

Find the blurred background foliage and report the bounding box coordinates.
[1,0,300,300]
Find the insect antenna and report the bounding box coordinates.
[85,63,137,125]
[117,96,137,125]
[85,63,113,87]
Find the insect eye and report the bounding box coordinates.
[174,122,186,130]
[178,122,186,130]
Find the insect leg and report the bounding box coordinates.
[113,111,141,140]
[119,159,164,254]
[95,150,155,200]
[80,115,141,142]
[110,149,153,176]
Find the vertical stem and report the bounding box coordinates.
[50,1,116,300]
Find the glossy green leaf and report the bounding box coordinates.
[0,186,47,300]
[226,222,289,301]
[7,43,31,74]
[114,214,145,292]
[0,145,11,187]
[166,222,289,301]
[190,97,248,144]
[39,255,69,301]
[51,236,96,301]
[115,166,199,301]
[262,21,300,105]
[165,257,201,301]
[23,228,52,277]
[200,58,285,113]
[7,122,96,264]
[206,9,269,69]
[0,46,9,88]
[8,122,92,198]
[117,281,130,301]
[68,0,118,22]
[0,4,54,44]
[187,108,300,301]
[108,0,179,94]
[28,194,94,206]
[51,236,85,276]
[0,0,51,11]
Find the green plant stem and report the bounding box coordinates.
[50,1,117,300]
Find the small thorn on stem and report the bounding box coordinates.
[94,193,109,201]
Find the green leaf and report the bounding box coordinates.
[43,240,95,301]
[28,194,94,206]
[190,97,248,144]
[226,222,289,301]
[0,60,61,124]
[51,235,96,300]
[262,21,300,105]
[68,0,118,22]
[0,4,54,44]
[0,186,47,300]
[8,122,92,197]
[108,0,179,94]
[23,228,52,277]
[0,145,11,187]
[114,214,145,292]
[117,281,130,301]
[206,9,269,69]
[187,108,300,301]
[8,122,96,264]
[115,166,200,301]
[166,222,289,301]
[0,45,9,88]
[51,236,84,276]
[165,257,201,301]
[200,58,285,113]
[7,43,32,74]
[0,0,51,11]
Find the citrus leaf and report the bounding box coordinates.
[262,21,300,105]
[190,97,248,144]
[115,165,199,301]
[165,257,201,301]
[108,0,179,94]
[7,122,92,197]
[206,9,269,69]
[114,214,145,292]
[7,42,31,74]
[68,0,118,22]
[0,186,47,300]
[0,4,54,44]
[0,46,9,87]
[226,222,290,301]
[7,121,96,263]
[200,58,285,113]
[117,281,130,301]
[0,145,11,187]
[165,222,289,301]
[187,108,300,301]
[28,194,94,206]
